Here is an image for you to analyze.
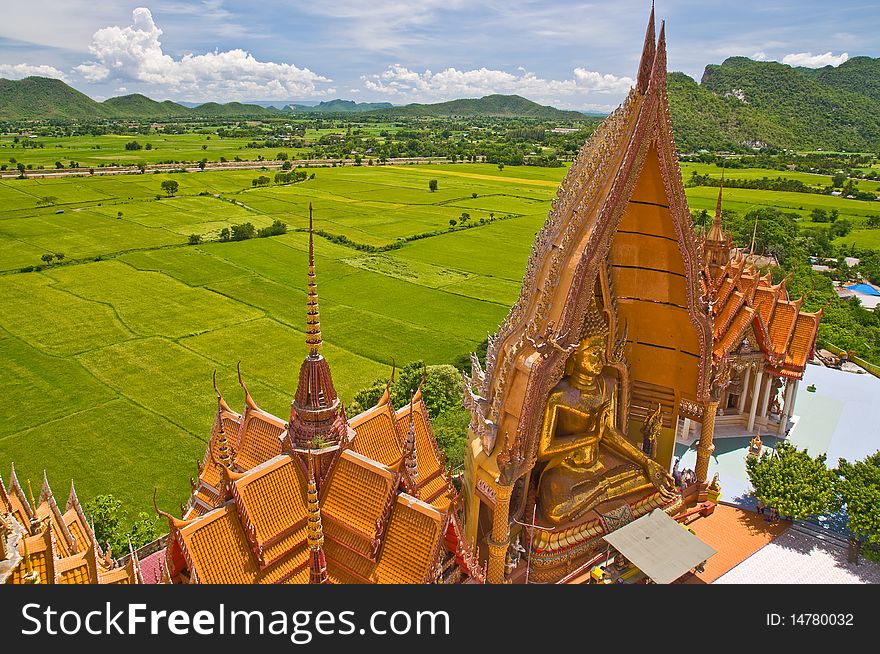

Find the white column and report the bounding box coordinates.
[746,370,763,432]
[681,417,691,443]
[778,379,799,435]
[737,367,752,414]
[759,374,773,419]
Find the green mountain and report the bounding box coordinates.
[0,76,113,120]
[189,101,278,117]
[670,56,880,152]
[366,94,588,120]
[285,99,394,113]
[101,93,188,118]
[812,56,880,102]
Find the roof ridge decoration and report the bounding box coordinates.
[8,464,34,522]
[636,0,655,94]
[377,359,396,408]
[38,470,77,554]
[213,369,233,414]
[237,361,259,412]
[470,7,712,469]
[153,489,192,531]
[307,453,329,584]
[403,397,419,495]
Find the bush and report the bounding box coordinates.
[257,220,287,238]
[231,222,256,241]
[188,234,202,245]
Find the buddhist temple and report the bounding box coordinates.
[0,468,142,584]
[459,5,820,584]
[2,5,821,586]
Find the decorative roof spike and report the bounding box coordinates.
[306,203,323,357]
[650,19,667,91]
[212,369,232,413]
[412,362,427,404]
[38,469,53,506]
[152,489,190,531]
[636,1,656,93]
[214,412,233,470]
[714,168,725,226]
[26,479,36,510]
[404,397,419,486]
[66,479,78,512]
[237,361,258,410]
[306,453,329,584]
[377,359,396,407]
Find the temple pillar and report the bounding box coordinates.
[759,373,773,419]
[737,367,751,414]
[681,417,691,443]
[486,482,514,584]
[778,379,798,435]
[695,400,719,501]
[746,370,763,432]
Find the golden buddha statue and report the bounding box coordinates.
[536,301,676,525]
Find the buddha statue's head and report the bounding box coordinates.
[568,298,609,389]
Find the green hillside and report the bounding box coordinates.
[813,56,880,102]
[367,94,588,120]
[693,56,880,151]
[189,101,278,117]
[101,94,189,118]
[286,99,394,113]
[0,76,113,120]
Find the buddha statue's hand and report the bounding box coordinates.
[644,458,676,492]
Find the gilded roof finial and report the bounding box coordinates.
[404,396,419,486]
[26,479,36,510]
[306,203,323,357]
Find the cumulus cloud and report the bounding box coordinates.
[361,64,633,106]
[782,51,849,68]
[0,63,67,81]
[74,7,333,100]
[751,52,768,61]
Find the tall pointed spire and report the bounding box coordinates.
[288,204,351,451]
[306,454,329,584]
[707,168,726,242]
[306,203,322,357]
[636,1,656,93]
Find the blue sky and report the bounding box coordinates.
[0,1,876,110]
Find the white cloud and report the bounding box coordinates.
[751,52,768,61]
[782,51,849,68]
[74,7,333,100]
[0,62,67,81]
[361,64,633,106]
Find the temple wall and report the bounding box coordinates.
[609,145,702,468]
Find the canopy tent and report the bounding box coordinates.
[602,509,716,584]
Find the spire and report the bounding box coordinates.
[38,470,52,506]
[214,414,233,470]
[26,479,36,510]
[636,1,656,93]
[288,204,350,451]
[749,214,759,256]
[306,454,329,584]
[404,397,419,488]
[306,203,322,357]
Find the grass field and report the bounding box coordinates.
[1,160,878,523]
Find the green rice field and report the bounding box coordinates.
[1,160,877,520]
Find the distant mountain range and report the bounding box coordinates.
[0,77,592,122]
[3,55,880,151]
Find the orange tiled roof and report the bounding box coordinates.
[56,551,95,584]
[394,400,456,510]
[178,504,260,584]
[322,449,396,543]
[231,455,309,567]
[234,407,285,471]
[349,402,404,468]
[374,495,444,584]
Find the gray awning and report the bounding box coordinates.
[602,509,716,584]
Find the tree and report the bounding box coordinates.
[831,172,846,187]
[836,452,880,562]
[16,162,26,176]
[219,227,231,242]
[281,160,292,171]
[198,159,207,171]
[497,163,505,171]
[40,253,54,264]
[54,253,65,262]
[746,441,836,519]
[829,218,853,238]
[428,179,438,192]
[84,495,159,556]
[449,219,457,227]
[124,141,142,151]
[160,180,179,197]
[231,222,256,241]
[188,234,202,245]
